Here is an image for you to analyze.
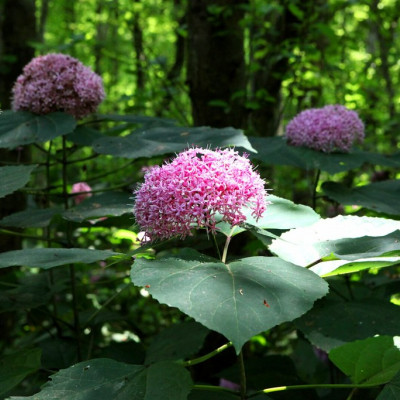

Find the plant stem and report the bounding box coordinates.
[182,341,233,367]
[212,233,221,260]
[312,168,321,210]
[192,385,239,396]
[248,383,381,398]
[84,283,131,328]
[239,350,247,400]
[62,136,83,361]
[222,227,236,263]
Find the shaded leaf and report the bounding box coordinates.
[323,180,400,215]
[63,192,132,222]
[329,336,400,385]
[248,137,400,174]
[66,125,104,146]
[0,111,76,149]
[377,370,400,400]
[0,165,36,199]
[296,298,400,352]
[0,207,62,228]
[8,358,192,400]
[0,348,41,396]
[93,126,255,159]
[145,321,209,364]
[131,251,328,353]
[0,248,120,270]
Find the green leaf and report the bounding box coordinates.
[377,370,400,400]
[131,252,328,353]
[0,165,36,199]
[269,215,400,267]
[329,336,400,385]
[189,390,241,400]
[311,257,400,277]
[296,298,400,352]
[96,113,176,127]
[247,195,320,230]
[0,111,76,149]
[0,348,42,396]
[0,248,120,270]
[63,192,132,222]
[248,137,400,174]
[66,125,104,146]
[8,359,192,400]
[93,126,256,159]
[216,195,320,237]
[0,207,62,228]
[323,180,400,215]
[145,321,209,364]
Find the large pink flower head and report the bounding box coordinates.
[285,105,365,153]
[12,53,105,119]
[133,148,268,241]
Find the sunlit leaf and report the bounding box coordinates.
[131,251,328,353]
[269,216,400,267]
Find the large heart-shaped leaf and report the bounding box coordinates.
[0,248,120,269]
[269,216,400,267]
[0,165,36,199]
[248,137,400,174]
[8,359,192,400]
[0,111,76,149]
[296,298,400,351]
[130,251,328,353]
[329,336,400,385]
[323,180,400,215]
[93,126,255,159]
[0,348,41,396]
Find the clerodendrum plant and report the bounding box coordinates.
[130,147,330,398]
[2,53,400,400]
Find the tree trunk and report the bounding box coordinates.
[187,0,246,128]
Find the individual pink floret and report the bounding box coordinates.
[71,182,92,205]
[133,147,268,241]
[12,53,105,119]
[285,105,364,153]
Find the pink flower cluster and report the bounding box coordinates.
[71,182,92,205]
[12,53,105,119]
[285,105,365,153]
[133,148,268,241]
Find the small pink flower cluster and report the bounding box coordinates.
[134,148,268,241]
[12,53,105,119]
[71,182,92,205]
[285,105,364,153]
